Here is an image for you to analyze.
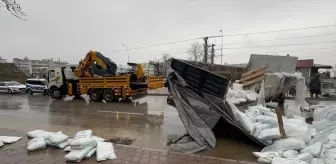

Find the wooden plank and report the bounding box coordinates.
[242,75,265,88]
[241,66,267,79]
[241,70,266,82]
[275,107,287,139]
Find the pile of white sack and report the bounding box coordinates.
[27,129,116,162]
[226,84,259,105]
[242,104,336,164]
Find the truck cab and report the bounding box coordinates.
[47,67,79,99]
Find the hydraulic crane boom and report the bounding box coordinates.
[75,50,118,77]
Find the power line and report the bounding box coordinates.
[222,40,336,50]
[111,33,336,58]
[109,24,336,53]
[210,24,336,37]
[110,38,201,53]
[221,33,336,45]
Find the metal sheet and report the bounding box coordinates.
[247,54,298,73]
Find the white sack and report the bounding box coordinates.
[328,133,336,141]
[70,138,97,149]
[236,111,254,133]
[86,147,97,159]
[282,150,299,158]
[0,136,22,144]
[290,153,313,163]
[46,139,70,149]
[299,142,322,158]
[253,152,281,163]
[27,130,53,139]
[255,115,278,125]
[324,140,336,149]
[64,146,94,162]
[92,136,104,142]
[238,98,247,103]
[64,146,71,152]
[74,130,92,139]
[0,142,3,147]
[252,122,263,137]
[257,128,281,141]
[233,83,243,90]
[271,158,308,164]
[246,93,257,102]
[96,142,117,161]
[310,158,325,164]
[27,138,47,151]
[262,138,306,152]
[48,131,68,144]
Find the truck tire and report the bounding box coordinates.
[89,89,103,102]
[50,88,62,99]
[103,89,115,102]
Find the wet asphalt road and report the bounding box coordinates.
[0,93,261,162]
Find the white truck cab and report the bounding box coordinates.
[47,67,79,99]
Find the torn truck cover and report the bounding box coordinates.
[168,58,267,149]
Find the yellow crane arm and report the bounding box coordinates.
[76,50,109,77]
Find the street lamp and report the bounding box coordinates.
[220,30,223,65]
[122,44,130,62]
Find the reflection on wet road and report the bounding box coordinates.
[0,93,260,161]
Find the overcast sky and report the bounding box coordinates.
[1,0,336,66]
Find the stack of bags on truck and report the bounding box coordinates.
[226,83,259,105]
[27,129,116,162]
[229,103,336,164]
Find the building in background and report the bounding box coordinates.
[296,59,333,79]
[13,57,68,78]
[13,57,31,76]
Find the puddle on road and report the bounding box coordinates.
[0,94,263,161]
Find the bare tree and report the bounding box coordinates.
[1,0,26,20]
[161,53,172,77]
[187,42,204,61]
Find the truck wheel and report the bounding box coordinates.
[50,88,62,99]
[103,89,115,102]
[89,89,102,102]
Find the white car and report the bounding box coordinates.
[0,81,27,94]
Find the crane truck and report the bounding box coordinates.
[47,50,163,102]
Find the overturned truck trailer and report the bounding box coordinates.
[167,58,267,152]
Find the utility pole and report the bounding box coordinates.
[220,30,223,65]
[122,44,130,62]
[211,44,215,64]
[203,37,208,63]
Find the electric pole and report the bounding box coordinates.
[203,37,208,63]
[220,30,223,65]
[211,44,215,64]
